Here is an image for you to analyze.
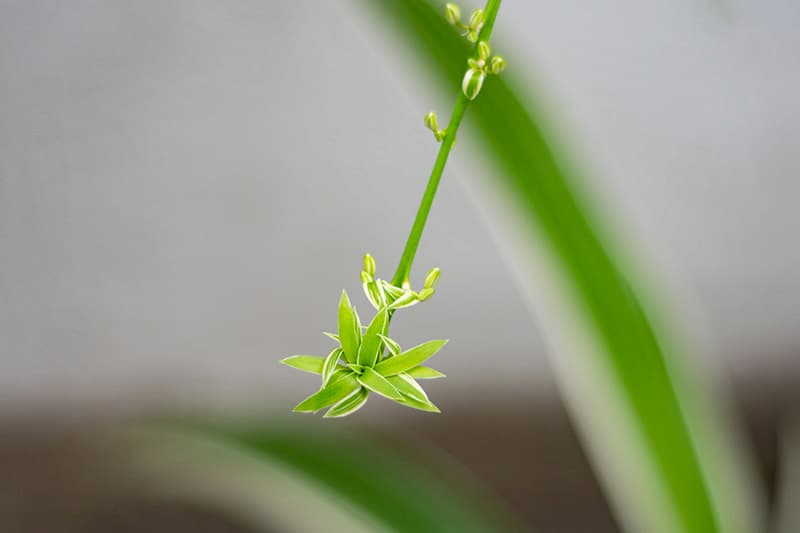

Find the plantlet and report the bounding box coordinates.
[281,0,505,416]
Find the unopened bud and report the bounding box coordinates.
[445,3,461,25]
[490,55,506,74]
[424,267,441,289]
[363,253,376,278]
[424,111,438,132]
[468,8,484,31]
[418,287,435,301]
[477,41,491,61]
[462,68,486,100]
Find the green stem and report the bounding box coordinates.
[391,0,502,287]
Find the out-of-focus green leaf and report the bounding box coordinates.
[129,421,516,533]
[361,2,763,533]
[375,340,447,377]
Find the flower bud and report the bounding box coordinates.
[418,287,435,301]
[445,3,461,25]
[468,8,484,31]
[360,271,372,285]
[462,68,486,100]
[423,267,441,289]
[424,111,438,132]
[363,253,376,278]
[490,55,506,75]
[477,41,491,61]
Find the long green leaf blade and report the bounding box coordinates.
[338,290,359,364]
[321,348,344,385]
[375,339,447,377]
[362,2,763,533]
[293,372,359,413]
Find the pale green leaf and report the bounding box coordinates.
[324,387,369,418]
[280,355,325,375]
[380,281,405,300]
[375,340,447,377]
[362,279,386,310]
[405,365,446,379]
[357,309,388,367]
[293,372,359,413]
[388,290,419,310]
[357,367,402,401]
[322,348,344,386]
[337,291,359,364]
[388,373,428,403]
[322,332,340,343]
[397,394,440,413]
[378,334,401,357]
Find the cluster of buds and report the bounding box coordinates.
[445,3,485,43]
[361,253,439,311]
[462,40,506,100]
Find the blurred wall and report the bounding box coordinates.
[0,1,798,417]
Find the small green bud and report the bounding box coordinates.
[418,287,435,301]
[490,55,506,75]
[363,253,376,278]
[462,68,486,100]
[445,3,461,25]
[468,8,484,30]
[360,271,372,284]
[467,57,484,70]
[424,111,438,132]
[424,267,441,289]
[477,41,491,61]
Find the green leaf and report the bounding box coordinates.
[321,348,344,386]
[337,290,359,364]
[405,365,446,379]
[380,280,405,300]
[293,372,359,413]
[357,367,402,401]
[322,331,340,343]
[378,334,401,356]
[324,387,369,418]
[280,355,325,375]
[364,2,765,532]
[388,373,428,403]
[375,339,447,377]
[144,421,518,533]
[397,395,440,414]
[357,309,388,367]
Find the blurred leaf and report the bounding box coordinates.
[132,421,515,533]
[360,2,763,533]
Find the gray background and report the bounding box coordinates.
[1,1,798,418]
